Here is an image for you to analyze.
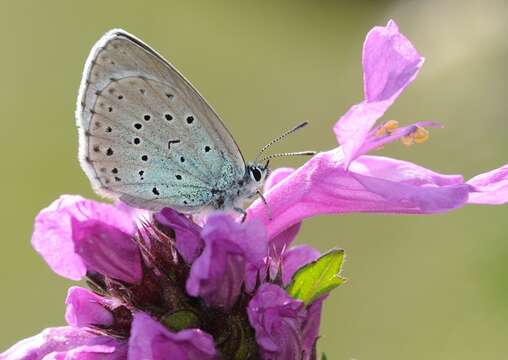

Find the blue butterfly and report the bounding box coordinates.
[77,29,313,217]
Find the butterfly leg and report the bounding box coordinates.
[256,190,273,220]
[234,207,248,223]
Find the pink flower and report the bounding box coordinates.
[0,327,127,360]
[128,313,217,360]
[247,284,307,359]
[5,194,321,359]
[155,208,203,264]
[31,195,142,282]
[247,284,321,360]
[247,20,508,241]
[186,213,268,309]
[65,287,114,328]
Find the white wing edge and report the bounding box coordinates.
[75,29,142,200]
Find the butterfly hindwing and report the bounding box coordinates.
[77,29,245,211]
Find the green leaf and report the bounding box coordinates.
[287,249,346,305]
[321,353,328,360]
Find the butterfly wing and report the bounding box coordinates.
[76,29,245,212]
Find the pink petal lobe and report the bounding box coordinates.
[265,168,295,192]
[248,149,470,239]
[155,208,203,264]
[301,297,325,358]
[0,327,125,360]
[270,223,302,256]
[31,196,139,281]
[263,168,303,252]
[334,19,424,167]
[40,344,121,360]
[186,213,267,309]
[334,101,387,168]
[72,219,142,284]
[350,155,465,186]
[247,284,307,359]
[64,287,113,328]
[363,19,423,102]
[31,196,87,281]
[467,164,508,204]
[128,312,217,360]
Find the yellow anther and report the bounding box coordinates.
[413,126,429,144]
[400,126,429,147]
[375,120,399,137]
[400,135,415,146]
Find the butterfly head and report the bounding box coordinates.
[247,161,270,188]
[222,161,268,212]
[242,121,315,199]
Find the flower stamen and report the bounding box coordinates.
[375,120,399,137]
[401,126,429,146]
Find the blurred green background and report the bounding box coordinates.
[1,0,507,358]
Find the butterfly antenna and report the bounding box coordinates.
[260,151,316,162]
[254,121,310,162]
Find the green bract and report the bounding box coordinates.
[287,249,346,305]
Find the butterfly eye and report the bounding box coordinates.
[250,167,262,182]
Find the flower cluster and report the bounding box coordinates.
[2,20,508,360]
[4,194,325,360]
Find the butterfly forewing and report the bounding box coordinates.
[77,30,245,211]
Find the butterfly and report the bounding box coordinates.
[76,29,313,216]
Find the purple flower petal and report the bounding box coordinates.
[334,102,387,168]
[281,245,321,286]
[128,312,217,360]
[72,219,142,284]
[32,196,139,281]
[264,168,295,192]
[187,237,244,308]
[264,168,303,253]
[114,200,150,225]
[301,298,324,358]
[248,149,470,239]
[0,327,126,360]
[64,287,113,328]
[349,155,465,186]
[362,20,423,102]
[247,284,307,360]
[244,259,269,294]
[334,20,424,167]
[186,213,267,308]
[270,223,302,256]
[467,165,508,204]
[155,208,203,264]
[40,344,123,360]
